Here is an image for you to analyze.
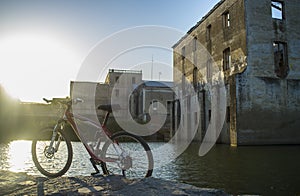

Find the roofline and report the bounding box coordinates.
[172,0,226,48]
[143,80,173,83]
[108,69,142,74]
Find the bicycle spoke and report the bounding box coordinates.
[102,132,153,179]
[32,128,73,177]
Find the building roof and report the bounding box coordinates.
[108,69,142,74]
[143,80,174,88]
[132,80,174,90]
[172,0,225,48]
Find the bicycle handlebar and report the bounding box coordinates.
[43,98,52,103]
[43,98,83,105]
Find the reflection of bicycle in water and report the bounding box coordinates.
[31,98,153,179]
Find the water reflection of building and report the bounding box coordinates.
[172,0,300,145]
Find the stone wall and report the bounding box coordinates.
[173,0,300,145]
[173,0,247,144]
[237,0,300,145]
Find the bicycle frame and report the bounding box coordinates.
[48,101,117,164]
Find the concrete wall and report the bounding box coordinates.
[136,84,174,133]
[106,69,143,120]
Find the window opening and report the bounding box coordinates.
[193,37,197,52]
[207,58,212,82]
[223,48,231,71]
[115,89,119,97]
[227,106,230,123]
[181,46,186,74]
[206,24,212,42]
[272,1,284,20]
[151,100,158,111]
[223,11,230,28]
[273,41,288,78]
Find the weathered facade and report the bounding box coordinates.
[70,69,143,118]
[173,0,300,145]
[104,69,143,120]
[131,81,174,136]
[131,81,173,117]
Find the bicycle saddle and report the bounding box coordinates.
[98,104,121,113]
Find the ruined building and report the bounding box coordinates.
[173,0,300,145]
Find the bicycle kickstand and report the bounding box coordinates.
[90,158,100,176]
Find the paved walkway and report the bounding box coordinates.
[0,170,229,195]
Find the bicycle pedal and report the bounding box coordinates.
[91,172,102,177]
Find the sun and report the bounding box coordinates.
[0,33,80,102]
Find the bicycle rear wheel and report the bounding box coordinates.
[102,131,153,179]
[31,127,73,178]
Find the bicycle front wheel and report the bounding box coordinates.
[31,127,73,178]
[102,131,153,179]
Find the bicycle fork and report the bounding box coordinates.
[47,123,63,154]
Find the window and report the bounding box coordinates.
[206,24,212,42]
[223,11,230,28]
[115,76,119,83]
[193,67,198,89]
[193,37,197,52]
[193,37,197,66]
[273,41,288,78]
[181,47,185,59]
[272,1,284,20]
[223,48,231,71]
[181,46,186,74]
[194,112,198,125]
[181,46,186,94]
[151,100,158,111]
[207,58,213,81]
[227,106,230,123]
[115,89,119,97]
[132,77,136,84]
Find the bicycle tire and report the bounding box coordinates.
[101,131,153,179]
[31,127,73,178]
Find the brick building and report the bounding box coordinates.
[173,0,300,145]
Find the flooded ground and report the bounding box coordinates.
[1,140,299,195]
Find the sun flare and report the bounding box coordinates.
[7,140,32,172]
[0,33,80,102]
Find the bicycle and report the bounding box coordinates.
[31,98,153,179]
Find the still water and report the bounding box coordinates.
[1,140,300,195]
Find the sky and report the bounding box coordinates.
[0,0,220,102]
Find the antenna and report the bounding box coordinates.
[151,54,153,80]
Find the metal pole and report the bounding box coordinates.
[151,55,153,80]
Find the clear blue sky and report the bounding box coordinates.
[0,0,220,102]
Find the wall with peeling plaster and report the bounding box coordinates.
[173,0,300,145]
